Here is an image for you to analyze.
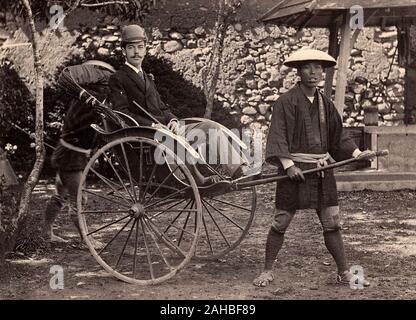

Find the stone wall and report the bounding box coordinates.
[0,4,410,133]
[344,28,406,127]
[75,19,407,130]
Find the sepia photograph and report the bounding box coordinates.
[0,0,415,304]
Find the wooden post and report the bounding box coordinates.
[334,11,352,117]
[404,26,416,125]
[324,23,339,98]
[405,66,416,125]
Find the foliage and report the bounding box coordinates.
[143,55,241,130]
[0,0,155,23]
[0,59,36,172]
[0,58,68,173]
[0,183,20,283]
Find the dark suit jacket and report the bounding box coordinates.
[108,64,176,126]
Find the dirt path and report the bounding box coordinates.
[1,183,416,300]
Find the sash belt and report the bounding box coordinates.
[59,138,91,156]
[290,152,334,178]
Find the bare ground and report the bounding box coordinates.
[1,182,416,300]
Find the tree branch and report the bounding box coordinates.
[55,0,82,25]
[80,1,129,7]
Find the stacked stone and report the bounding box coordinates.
[225,26,316,133]
[77,22,122,60]
[374,27,406,126]
[341,27,406,127]
[68,20,408,128]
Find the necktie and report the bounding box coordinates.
[138,70,144,81]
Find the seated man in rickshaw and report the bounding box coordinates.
[108,24,250,185]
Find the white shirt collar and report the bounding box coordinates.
[125,61,143,74]
[306,95,314,103]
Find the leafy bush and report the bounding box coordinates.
[0,59,36,173]
[143,55,241,130]
[1,52,241,175]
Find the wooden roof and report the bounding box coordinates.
[260,0,416,27]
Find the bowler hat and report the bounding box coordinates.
[284,49,337,68]
[121,24,147,44]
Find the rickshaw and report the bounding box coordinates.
[60,62,387,285]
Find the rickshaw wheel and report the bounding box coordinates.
[77,136,202,285]
[195,186,257,260]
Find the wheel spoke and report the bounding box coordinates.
[82,189,131,209]
[163,199,192,234]
[144,183,180,193]
[195,187,256,260]
[120,142,137,202]
[142,184,182,205]
[164,222,196,239]
[133,219,140,278]
[115,218,136,269]
[203,199,245,231]
[202,201,230,248]
[201,212,214,255]
[105,188,132,202]
[147,209,199,213]
[145,217,187,258]
[102,150,135,203]
[86,214,130,237]
[144,165,181,205]
[141,161,158,202]
[88,168,132,206]
[142,218,172,270]
[98,217,133,255]
[207,196,252,212]
[144,185,190,210]
[147,198,187,221]
[78,136,203,284]
[177,210,191,247]
[140,218,154,280]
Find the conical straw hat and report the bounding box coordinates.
[284,49,337,68]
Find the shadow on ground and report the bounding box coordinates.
[1,186,415,300]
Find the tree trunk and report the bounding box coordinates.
[10,0,46,242]
[0,185,20,285]
[202,0,240,119]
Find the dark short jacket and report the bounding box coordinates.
[108,64,176,126]
[52,64,113,171]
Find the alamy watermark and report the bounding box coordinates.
[349,265,367,290]
[153,122,264,175]
[49,265,64,290]
[49,5,65,31]
[350,5,364,30]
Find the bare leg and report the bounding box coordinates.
[253,228,285,287]
[254,209,294,287]
[43,174,68,243]
[54,170,103,250]
[323,230,347,274]
[323,231,370,287]
[68,212,103,250]
[318,206,370,287]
